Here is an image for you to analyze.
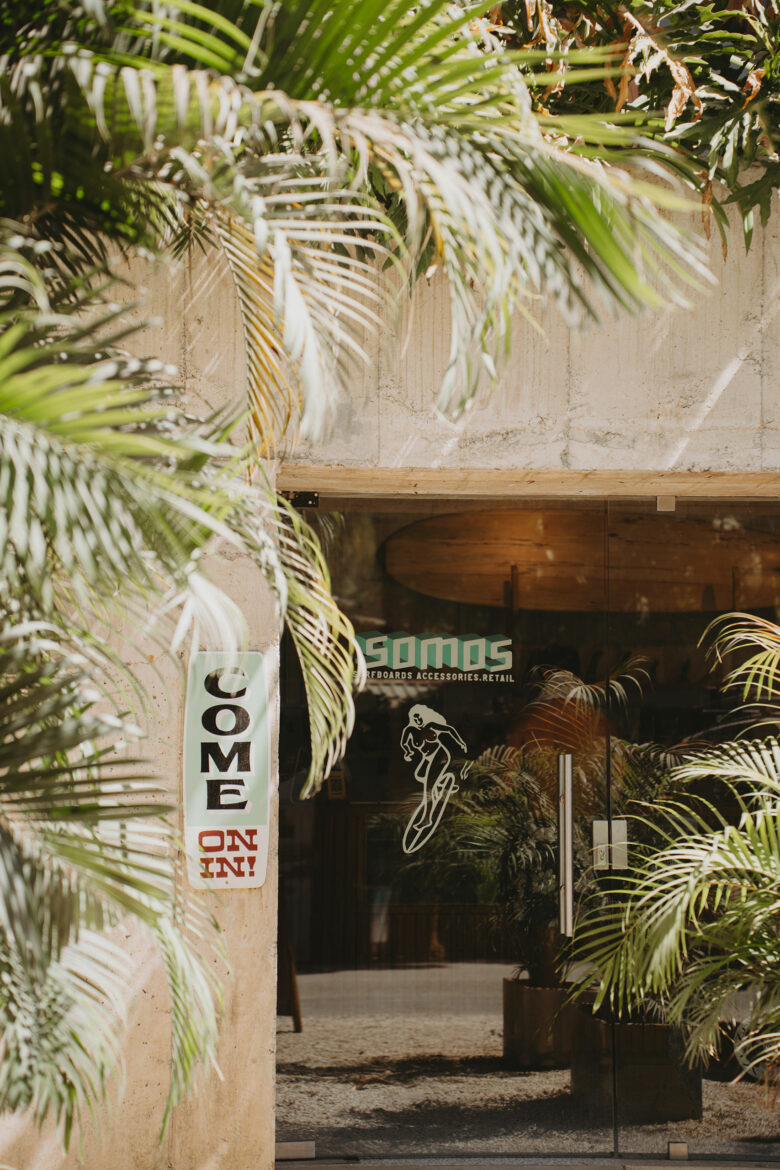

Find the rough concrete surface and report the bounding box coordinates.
[276,966,780,1163]
[0,251,280,1170]
[289,210,780,477]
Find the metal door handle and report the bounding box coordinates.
[558,753,573,937]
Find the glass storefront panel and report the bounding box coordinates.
[277,496,780,1161]
[277,502,615,1157]
[608,499,780,1160]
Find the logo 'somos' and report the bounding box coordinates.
[359,632,512,675]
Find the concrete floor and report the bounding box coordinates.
[277,963,780,1162]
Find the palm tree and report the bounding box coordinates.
[493,0,780,246]
[570,612,780,1081]
[0,0,714,1146]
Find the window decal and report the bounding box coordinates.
[400,704,471,853]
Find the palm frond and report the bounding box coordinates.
[4,2,711,445]
[215,197,387,449]
[571,719,780,1072]
[239,491,365,795]
[473,743,523,772]
[0,262,245,629]
[538,657,649,708]
[156,916,222,1132]
[674,737,780,805]
[0,922,127,1149]
[0,624,220,1142]
[703,611,780,702]
[0,248,364,797]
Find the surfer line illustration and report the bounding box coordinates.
[400,704,470,854]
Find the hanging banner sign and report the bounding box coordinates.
[183,651,271,889]
[357,631,514,683]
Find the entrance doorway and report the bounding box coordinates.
[277,499,780,1160]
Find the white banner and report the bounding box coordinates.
[183,651,271,889]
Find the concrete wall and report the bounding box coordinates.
[288,212,780,477]
[0,252,280,1170]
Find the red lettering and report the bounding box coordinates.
[198,829,225,852]
[226,828,258,852]
[214,855,246,879]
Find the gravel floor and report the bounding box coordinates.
[276,967,780,1160]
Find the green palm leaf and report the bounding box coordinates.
[239,491,365,795]
[0,247,364,795]
[0,623,220,1141]
[571,718,780,1072]
[4,0,711,444]
[674,737,780,803]
[703,611,780,702]
[0,274,245,647]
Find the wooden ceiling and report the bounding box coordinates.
[383,510,780,612]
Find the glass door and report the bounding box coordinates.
[277,500,617,1158]
[607,499,780,1160]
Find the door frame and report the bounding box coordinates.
[278,464,780,502]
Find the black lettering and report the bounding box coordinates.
[201,704,250,735]
[204,668,248,699]
[205,778,248,810]
[200,740,252,773]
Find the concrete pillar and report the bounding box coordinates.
[0,251,280,1170]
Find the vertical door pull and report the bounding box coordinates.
[558,753,573,938]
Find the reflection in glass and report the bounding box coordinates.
[604,501,780,1160]
[277,501,780,1160]
[278,503,612,1158]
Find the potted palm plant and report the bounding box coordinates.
[396,659,705,1102]
[569,611,780,1105]
[565,737,705,1122]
